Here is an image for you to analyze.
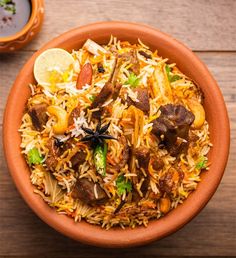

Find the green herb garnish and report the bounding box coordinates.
[94,143,107,177]
[116,175,132,196]
[165,64,181,82]
[0,0,16,14]
[196,157,207,170]
[89,95,95,102]
[125,73,140,88]
[28,148,43,165]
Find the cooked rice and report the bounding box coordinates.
[19,37,211,229]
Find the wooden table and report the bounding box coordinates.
[0,0,235,256]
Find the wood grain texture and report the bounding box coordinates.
[0,0,236,256]
[22,0,236,51]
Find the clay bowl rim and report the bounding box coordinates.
[0,0,40,42]
[3,21,230,248]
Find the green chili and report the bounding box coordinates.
[93,143,108,176]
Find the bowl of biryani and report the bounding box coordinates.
[3,21,230,247]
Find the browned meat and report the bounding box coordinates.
[131,190,141,202]
[159,168,184,196]
[70,150,87,169]
[112,82,123,100]
[167,139,189,157]
[138,50,152,59]
[45,156,58,170]
[90,58,124,119]
[140,177,150,195]
[59,138,76,152]
[118,135,130,168]
[133,146,150,170]
[127,88,150,114]
[120,49,140,75]
[91,82,113,110]
[151,158,164,171]
[152,104,195,156]
[132,147,150,191]
[47,138,60,156]
[45,138,60,171]
[68,107,80,126]
[89,82,113,119]
[91,58,120,110]
[71,178,108,205]
[28,103,48,131]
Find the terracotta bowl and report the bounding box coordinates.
[3,21,230,247]
[0,0,44,52]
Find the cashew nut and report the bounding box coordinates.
[47,105,68,134]
[187,99,205,129]
[159,197,171,214]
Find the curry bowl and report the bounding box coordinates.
[3,21,230,247]
[0,0,44,52]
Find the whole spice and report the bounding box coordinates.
[80,121,116,147]
[97,63,105,73]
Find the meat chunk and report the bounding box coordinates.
[68,107,80,126]
[151,158,164,171]
[120,49,140,75]
[152,104,195,156]
[45,156,58,170]
[57,138,86,169]
[118,135,130,168]
[28,103,48,131]
[90,57,123,119]
[159,168,184,196]
[91,82,113,109]
[112,82,123,101]
[133,146,150,170]
[132,147,150,191]
[45,138,60,171]
[71,178,108,205]
[70,150,87,169]
[127,88,150,114]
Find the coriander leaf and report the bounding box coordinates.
[125,73,140,88]
[165,64,181,82]
[165,64,171,81]
[116,175,132,196]
[196,157,207,170]
[89,95,95,102]
[170,74,181,82]
[28,148,43,165]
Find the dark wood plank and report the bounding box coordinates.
[21,0,236,51]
